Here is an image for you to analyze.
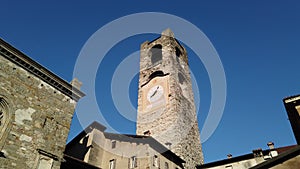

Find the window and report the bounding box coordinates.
[112,140,116,149]
[150,44,162,64]
[36,155,53,169]
[0,97,10,148]
[164,162,169,169]
[129,156,137,168]
[175,47,182,63]
[109,159,116,169]
[153,155,159,167]
[175,47,182,57]
[0,98,8,130]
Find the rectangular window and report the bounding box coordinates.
[112,140,116,149]
[153,155,159,167]
[129,156,137,168]
[164,162,169,169]
[109,159,116,169]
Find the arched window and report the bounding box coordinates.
[175,47,182,63]
[0,97,10,148]
[150,44,162,64]
[175,47,182,57]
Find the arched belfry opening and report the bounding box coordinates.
[175,47,182,63]
[150,44,162,64]
[175,47,182,58]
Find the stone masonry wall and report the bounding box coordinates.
[137,29,204,168]
[0,55,77,169]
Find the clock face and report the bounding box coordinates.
[140,76,169,113]
[147,85,164,102]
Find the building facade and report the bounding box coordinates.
[196,143,296,169]
[63,122,184,169]
[137,29,204,168]
[283,95,300,145]
[0,39,84,168]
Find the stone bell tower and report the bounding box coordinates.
[137,29,204,168]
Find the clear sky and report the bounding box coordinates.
[1,0,300,163]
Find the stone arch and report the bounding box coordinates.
[0,96,12,151]
[150,44,162,64]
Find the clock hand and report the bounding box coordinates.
[150,86,160,98]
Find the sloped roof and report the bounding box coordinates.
[250,145,300,169]
[197,145,297,168]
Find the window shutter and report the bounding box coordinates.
[134,156,137,167]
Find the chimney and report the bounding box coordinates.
[267,142,278,158]
[227,154,232,159]
[267,142,275,150]
[253,148,264,163]
[71,78,82,90]
[252,148,263,157]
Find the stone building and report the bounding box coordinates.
[283,94,300,145]
[137,29,204,168]
[0,29,204,169]
[0,38,85,168]
[63,121,185,169]
[196,144,297,169]
[195,94,300,169]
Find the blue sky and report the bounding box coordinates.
[1,0,300,163]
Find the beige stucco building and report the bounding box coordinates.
[63,122,184,169]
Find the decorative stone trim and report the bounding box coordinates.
[0,38,85,101]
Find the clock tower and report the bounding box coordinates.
[137,29,204,168]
